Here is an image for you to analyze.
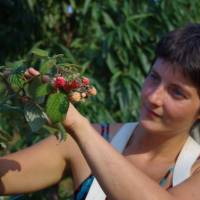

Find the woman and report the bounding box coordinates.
[1,23,200,200]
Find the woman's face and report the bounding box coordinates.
[139,58,200,136]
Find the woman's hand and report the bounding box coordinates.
[24,68,88,134]
[62,103,88,132]
[24,67,50,82]
[24,67,40,77]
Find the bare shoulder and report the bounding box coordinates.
[191,157,200,176]
[168,167,200,200]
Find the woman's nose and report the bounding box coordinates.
[147,85,165,107]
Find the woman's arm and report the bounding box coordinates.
[64,105,200,200]
[0,135,73,195]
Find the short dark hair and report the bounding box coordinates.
[155,23,200,90]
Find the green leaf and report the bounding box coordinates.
[109,71,122,100]
[117,49,129,65]
[6,60,25,69]
[58,44,76,63]
[102,11,115,28]
[0,142,7,149]
[27,77,52,103]
[31,48,49,58]
[108,0,117,12]
[106,54,118,74]
[57,122,67,141]
[122,77,133,102]
[24,101,47,132]
[83,0,91,15]
[136,48,150,75]
[127,13,153,21]
[40,58,56,74]
[0,104,22,113]
[69,0,76,9]
[35,83,52,98]
[9,74,25,89]
[45,93,69,123]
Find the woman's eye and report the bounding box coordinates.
[149,73,159,81]
[171,88,185,98]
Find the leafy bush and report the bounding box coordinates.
[1,0,200,199]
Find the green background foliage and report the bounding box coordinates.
[1,0,200,199]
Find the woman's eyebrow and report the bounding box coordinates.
[151,69,191,94]
[170,82,190,94]
[151,69,161,77]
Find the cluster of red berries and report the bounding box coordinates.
[52,76,97,102]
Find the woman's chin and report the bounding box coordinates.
[138,118,164,134]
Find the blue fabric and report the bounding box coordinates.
[73,166,175,200]
[100,123,110,141]
[9,195,25,200]
[73,175,94,200]
[73,124,110,200]
[159,166,175,187]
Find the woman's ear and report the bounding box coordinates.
[192,109,200,129]
[194,109,200,124]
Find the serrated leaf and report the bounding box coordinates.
[40,58,56,74]
[27,77,42,97]
[9,74,25,89]
[45,93,69,123]
[52,54,64,59]
[31,48,49,58]
[6,60,25,68]
[35,83,52,98]
[27,77,52,103]
[58,45,76,63]
[0,104,22,113]
[24,102,47,132]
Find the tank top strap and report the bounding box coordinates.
[173,136,200,186]
[110,122,138,153]
[85,122,138,200]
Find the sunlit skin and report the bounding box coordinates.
[125,58,200,162]
[140,58,200,135]
[1,61,200,200]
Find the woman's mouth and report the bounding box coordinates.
[144,105,162,118]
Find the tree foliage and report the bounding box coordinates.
[1,0,200,199]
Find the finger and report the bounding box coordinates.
[28,67,40,76]
[24,70,32,78]
[24,68,40,79]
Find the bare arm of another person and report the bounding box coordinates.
[0,135,75,194]
[0,68,120,195]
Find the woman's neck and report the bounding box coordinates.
[127,124,189,163]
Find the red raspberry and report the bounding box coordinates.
[63,81,72,91]
[82,77,90,85]
[70,80,80,89]
[53,76,66,89]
